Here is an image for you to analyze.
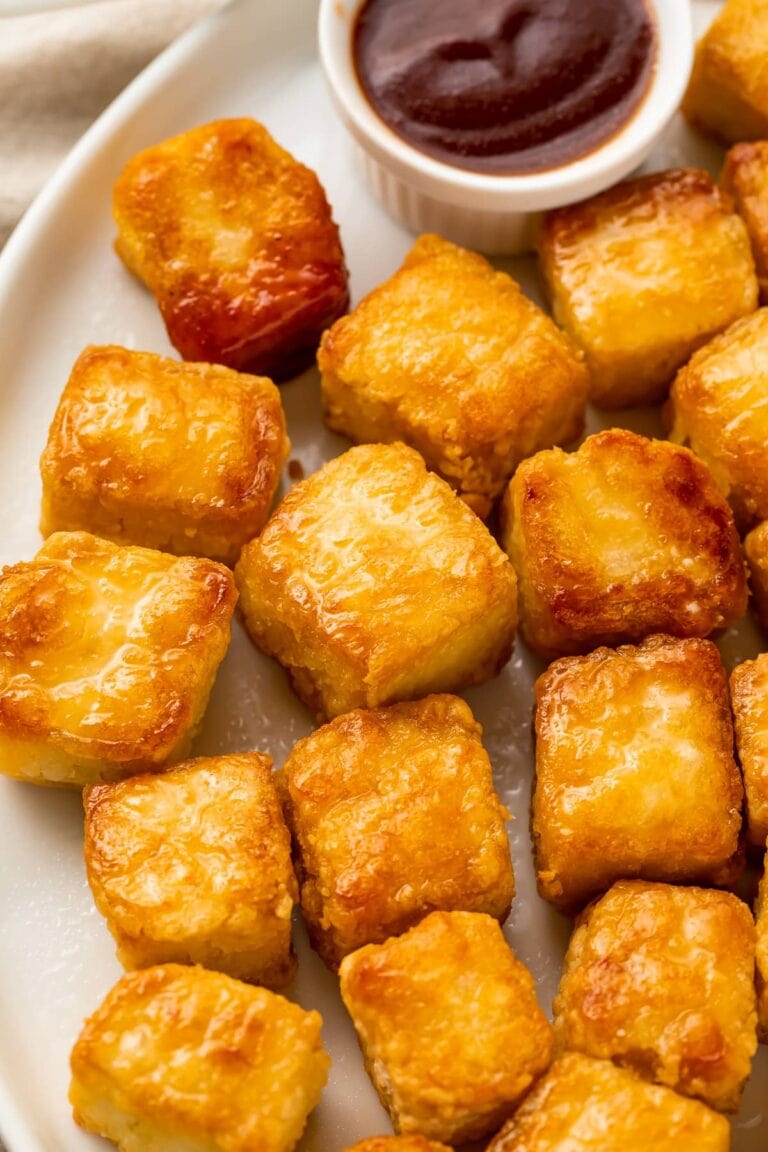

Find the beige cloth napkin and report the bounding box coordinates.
[0,0,222,249]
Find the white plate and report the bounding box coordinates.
[0,0,765,1148]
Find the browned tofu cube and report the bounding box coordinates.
[40,346,290,565]
[343,1141,450,1152]
[745,519,768,630]
[534,635,743,911]
[70,964,329,1152]
[113,118,348,381]
[84,753,297,987]
[319,233,588,518]
[278,694,514,969]
[339,911,553,1144]
[683,0,768,144]
[501,429,747,659]
[722,142,768,301]
[667,309,768,531]
[235,443,517,720]
[486,1053,731,1152]
[756,862,768,1040]
[539,169,757,408]
[730,654,768,849]
[553,880,758,1112]
[0,532,236,787]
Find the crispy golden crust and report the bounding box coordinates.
[501,429,747,660]
[667,309,768,531]
[722,142,768,302]
[744,519,768,631]
[553,881,758,1112]
[730,654,768,849]
[278,694,514,969]
[69,964,329,1152]
[756,863,768,1041]
[344,1141,451,1152]
[40,345,290,565]
[113,118,348,381]
[84,754,297,987]
[319,233,588,517]
[339,910,553,1144]
[235,443,517,720]
[486,1053,731,1152]
[538,168,758,408]
[533,636,743,911]
[0,532,236,786]
[683,0,768,144]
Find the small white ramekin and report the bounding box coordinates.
[318,0,694,254]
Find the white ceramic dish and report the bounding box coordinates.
[0,1,765,1149]
[318,0,693,252]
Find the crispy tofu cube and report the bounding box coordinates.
[538,169,758,408]
[278,694,514,969]
[667,309,768,531]
[730,654,768,849]
[756,863,768,1040]
[501,429,747,659]
[486,1053,731,1152]
[745,519,768,630]
[235,443,517,720]
[113,118,349,381]
[344,1141,450,1152]
[683,0,768,144]
[319,234,588,518]
[84,753,297,986]
[70,964,329,1152]
[40,346,290,565]
[722,142,768,302]
[339,910,553,1144]
[533,635,743,911]
[553,880,758,1112]
[0,532,235,787]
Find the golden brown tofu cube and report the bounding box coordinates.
[683,0,768,144]
[667,309,768,532]
[553,880,758,1112]
[722,142,768,302]
[319,233,588,518]
[534,636,743,911]
[745,519,768,630]
[539,169,757,408]
[70,964,329,1152]
[278,694,514,969]
[730,654,768,849]
[113,118,348,381]
[0,532,235,787]
[501,429,747,660]
[339,910,553,1144]
[84,753,297,987]
[235,443,517,720]
[486,1053,731,1152]
[756,863,768,1040]
[40,346,290,565]
[344,1141,451,1152]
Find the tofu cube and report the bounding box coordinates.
[235,443,517,720]
[84,753,297,987]
[339,910,553,1144]
[70,964,329,1152]
[319,233,588,518]
[745,519,768,631]
[722,142,768,302]
[533,635,743,911]
[0,531,236,786]
[667,309,768,531]
[683,0,768,144]
[486,1053,731,1152]
[553,880,758,1112]
[40,345,290,565]
[344,1141,450,1152]
[730,654,768,849]
[113,118,348,381]
[501,429,747,659]
[278,694,514,969]
[538,168,757,408]
[756,863,768,1040]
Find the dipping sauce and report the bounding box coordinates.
[353,0,657,176]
